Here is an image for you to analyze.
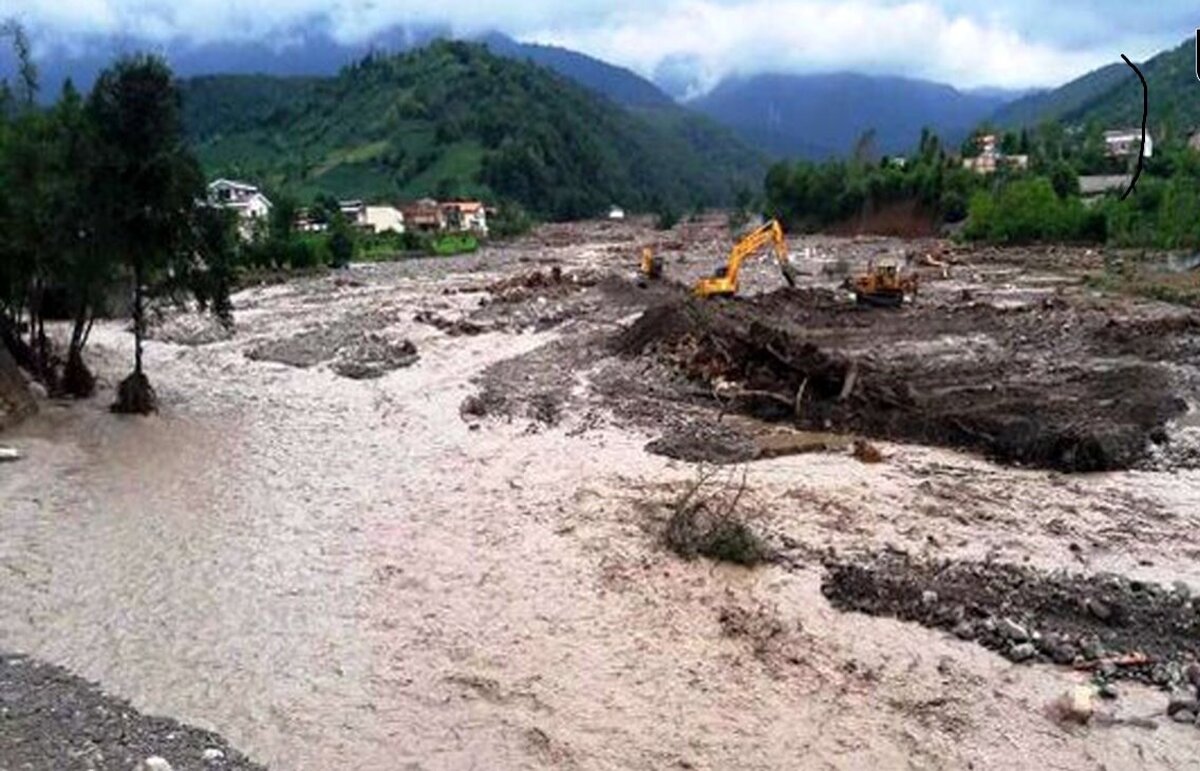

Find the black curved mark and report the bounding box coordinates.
[1119,54,1148,201]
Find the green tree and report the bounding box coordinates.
[88,54,204,413]
[193,205,239,329]
[328,212,356,268]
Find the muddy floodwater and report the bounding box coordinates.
[4,218,1200,769]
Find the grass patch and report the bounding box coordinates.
[1086,267,1200,307]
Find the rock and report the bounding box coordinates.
[998,618,1029,642]
[141,757,173,771]
[1008,643,1036,662]
[1085,598,1113,622]
[1186,663,1200,688]
[1079,638,1105,661]
[202,748,225,762]
[0,446,20,462]
[1167,691,1200,717]
[1174,581,1192,599]
[953,621,975,640]
[1099,683,1119,700]
[921,590,938,606]
[1172,710,1196,724]
[1050,642,1079,665]
[1056,686,1095,724]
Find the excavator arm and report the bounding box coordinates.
[694,219,796,297]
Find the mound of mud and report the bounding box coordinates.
[614,291,1186,472]
[822,553,1200,687]
[646,423,758,464]
[248,324,417,379]
[484,267,603,304]
[331,336,418,380]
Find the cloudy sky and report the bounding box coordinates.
[6,0,1197,91]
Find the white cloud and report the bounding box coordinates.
[3,0,1190,89]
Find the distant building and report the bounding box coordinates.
[207,179,272,237]
[1187,131,1200,152]
[401,199,446,233]
[440,201,488,236]
[608,206,626,221]
[295,209,327,233]
[339,200,368,229]
[1104,128,1153,159]
[1078,174,1131,201]
[962,134,1029,175]
[364,205,405,234]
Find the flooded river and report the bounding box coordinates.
[4,233,1200,769]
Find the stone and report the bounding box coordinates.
[1057,686,1095,724]
[921,590,939,606]
[0,447,20,462]
[141,757,173,771]
[1174,581,1192,599]
[1079,638,1105,661]
[1009,643,1036,662]
[1186,663,1200,688]
[1085,598,1113,622]
[953,621,975,640]
[1050,643,1079,665]
[1166,691,1200,717]
[998,618,1029,642]
[202,748,225,762]
[1172,710,1196,724]
[1099,683,1119,700]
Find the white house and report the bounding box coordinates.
[608,206,626,221]
[440,201,488,236]
[364,205,406,234]
[1104,129,1153,159]
[207,179,272,237]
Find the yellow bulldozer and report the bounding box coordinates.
[694,219,797,298]
[847,261,918,307]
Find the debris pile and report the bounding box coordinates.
[822,552,1200,689]
[331,336,418,380]
[412,310,486,336]
[247,320,418,379]
[483,267,603,304]
[614,290,1188,472]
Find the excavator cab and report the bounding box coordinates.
[640,247,664,280]
[693,219,796,298]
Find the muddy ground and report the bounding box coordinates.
[3,215,1200,769]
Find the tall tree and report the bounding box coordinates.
[87,55,203,414]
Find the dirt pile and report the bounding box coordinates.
[412,310,486,337]
[822,552,1200,687]
[247,320,418,379]
[484,267,603,304]
[614,291,1188,472]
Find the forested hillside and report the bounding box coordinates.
[180,41,764,218]
[992,39,1196,136]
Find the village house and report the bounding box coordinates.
[1189,131,1200,153]
[401,198,446,234]
[338,200,368,229]
[1104,128,1153,159]
[440,201,488,236]
[207,179,272,237]
[608,206,626,221]
[364,205,406,234]
[962,134,1028,175]
[1077,174,1131,204]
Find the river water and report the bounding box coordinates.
[3,247,1200,769]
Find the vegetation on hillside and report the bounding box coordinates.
[181,41,764,219]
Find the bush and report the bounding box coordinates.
[663,471,772,566]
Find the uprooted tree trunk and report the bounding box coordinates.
[112,260,157,415]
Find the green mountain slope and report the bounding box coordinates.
[180,41,764,218]
[993,39,1195,134]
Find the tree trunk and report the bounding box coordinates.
[62,295,95,399]
[133,258,144,375]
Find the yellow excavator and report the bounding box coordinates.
[694,219,797,298]
[640,247,664,280]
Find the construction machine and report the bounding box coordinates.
[694,219,797,298]
[640,247,664,280]
[848,261,918,307]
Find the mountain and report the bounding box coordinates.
[180,41,764,218]
[12,24,675,111]
[991,39,1195,134]
[477,33,673,108]
[689,72,1014,160]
